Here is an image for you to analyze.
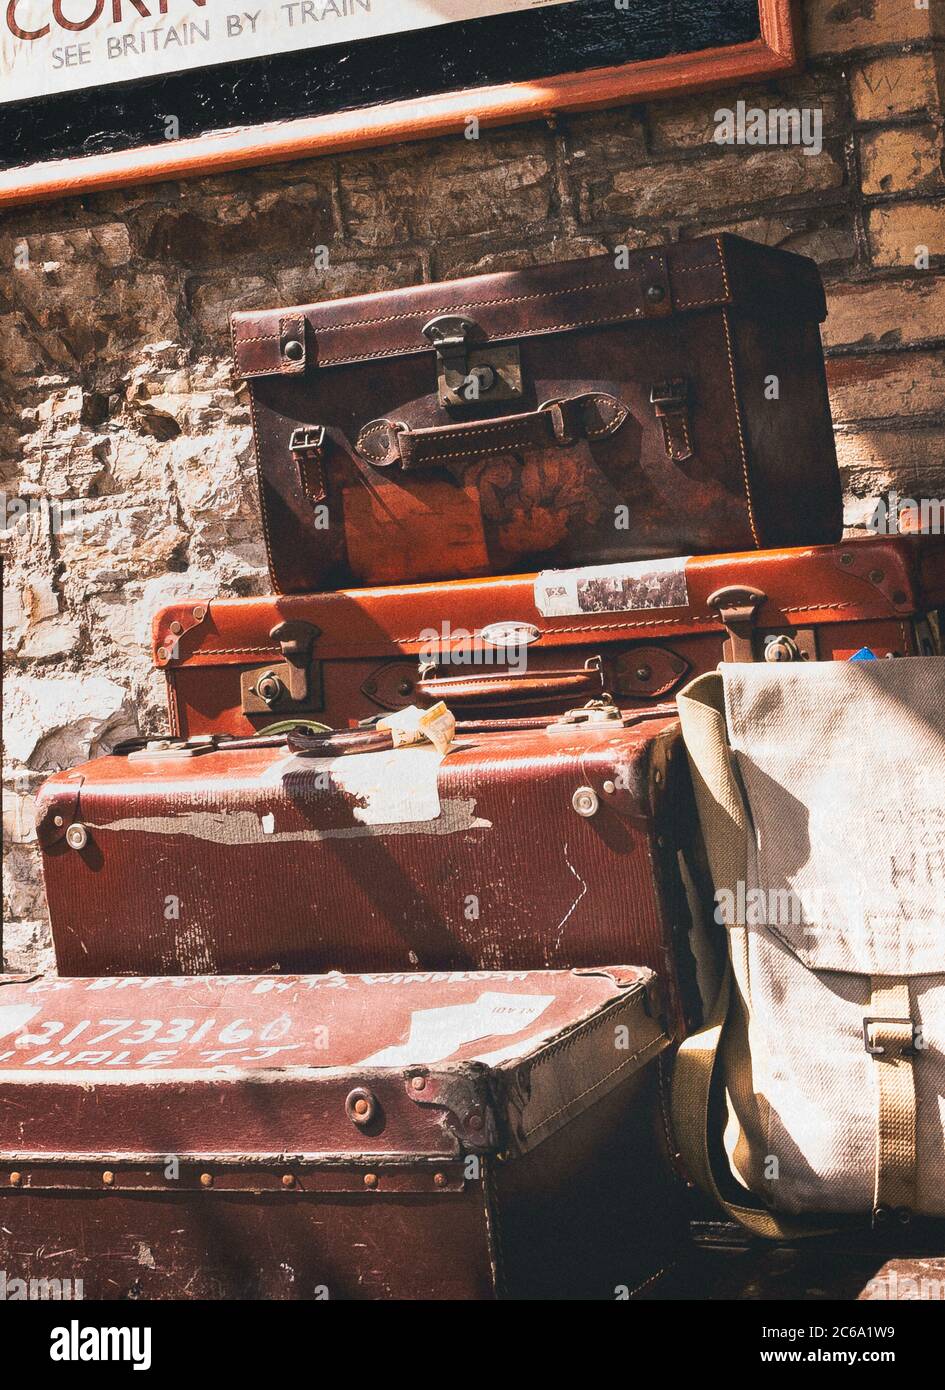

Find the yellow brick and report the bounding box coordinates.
[859,125,945,194]
[868,200,945,265]
[851,52,942,122]
[806,0,942,57]
[835,424,945,505]
[824,274,945,348]
[826,349,945,422]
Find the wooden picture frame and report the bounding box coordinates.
[0,1,801,210]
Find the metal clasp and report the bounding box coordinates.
[707,585,767,662]
[240,620,323,716]
[422,314,523,408]
[863,1016,919,1057]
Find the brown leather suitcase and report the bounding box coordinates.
[154,535,945,737]
[35,709,706,1039]
[231,233,842,593]
[0,965,685,1300]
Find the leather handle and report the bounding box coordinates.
[416,658,605,709]
[356,393,630,471]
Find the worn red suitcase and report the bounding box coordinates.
[35,709,706,1038]
[0,965,685,1300]
[154,535,945,737]
[231,233,841,593]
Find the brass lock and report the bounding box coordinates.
[240,620,323,715]
[763,634,805,663]
[254,671,286,706]
[422,314,523,408]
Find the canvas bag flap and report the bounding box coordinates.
[721,657,945,976]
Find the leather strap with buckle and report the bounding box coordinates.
[650,379,693,462]
[289,425,327,505]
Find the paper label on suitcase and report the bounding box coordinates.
[358,992,555,1067]
[534,557,690,617]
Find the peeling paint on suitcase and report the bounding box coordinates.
[0,966,685,1300]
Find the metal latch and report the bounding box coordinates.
[707,585,767,662]
[240,620,323,716]
[552,696,623,728]
[422,314,523,408]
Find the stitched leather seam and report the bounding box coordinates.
[165,671,181,737]
[520,991,644,1069]
[720,296,760,547]
[297,448,326,504]
[246,387,280,591]
[185,646,281,656]
[716,238,732,300]
[673,239,731,310]
[583,392,626,436]
[481,1156,506,1298]
[357,420,395,461]
[673,260,726,275]
[622,1265,676,1299]
[239,274,652,339]
[673,293,731,309]
[416,441,534,464]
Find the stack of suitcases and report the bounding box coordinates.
[4,234,945,1299]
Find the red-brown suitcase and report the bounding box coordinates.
[35,710,705,1039]
[0,966,685,1300]
[231,233,841,593]
[154,535,945,738]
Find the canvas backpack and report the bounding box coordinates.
[672,657,945,1234]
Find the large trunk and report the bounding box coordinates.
[231,233,842,593]
[0,966,684,1300]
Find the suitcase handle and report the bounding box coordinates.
[416,656,606,709]
[355,393,630,471]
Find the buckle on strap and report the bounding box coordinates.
[289,426,326,455]
[649,380,687,413]
[863,1016,918,1057]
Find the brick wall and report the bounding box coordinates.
[2,0,944,970]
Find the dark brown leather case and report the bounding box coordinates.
[0,966,686,1299]
[231,233,842,593]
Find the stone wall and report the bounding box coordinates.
[2,0,944,971]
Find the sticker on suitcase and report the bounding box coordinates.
[358,993,555,1067]
[534,557,690,618]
